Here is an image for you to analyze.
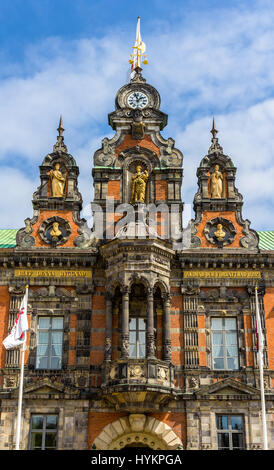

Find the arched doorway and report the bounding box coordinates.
[92,414,183,450]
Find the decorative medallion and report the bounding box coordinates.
[129,364,145,378]
[204,217,236,247]
[38,216,71,246]
[157,367,168,382]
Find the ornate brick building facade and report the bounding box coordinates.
[0,65,274,450]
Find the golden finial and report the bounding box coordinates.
[129,17,148,69]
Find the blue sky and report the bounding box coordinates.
[0,0,274,230]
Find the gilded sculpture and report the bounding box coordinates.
[49,163,66,197]
[214,223,226,241]
[50,222,62,239]
[130,165,149,204]
[210,164,223,198]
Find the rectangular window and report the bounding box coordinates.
[211,317,239,370]
[129,317,146,358]
[36,317,63,370]
[216,415,245,450]
[29,414,58,450]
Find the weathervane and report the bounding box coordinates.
[129,17,148,70]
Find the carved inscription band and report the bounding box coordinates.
[14,269,92,278]
[184,270,261,279]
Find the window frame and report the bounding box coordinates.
[29,414,58,450]
[129,317,146,358]
[216,414,245,450]
[36,316,64,370]
[211,317,239,371]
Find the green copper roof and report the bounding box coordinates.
[0,229,274,250]
[257,231,274,250]
[0,229,18,248]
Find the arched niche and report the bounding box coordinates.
[92,415,183,450]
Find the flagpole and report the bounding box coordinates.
[255,286,268,450]
[15,285,29,450]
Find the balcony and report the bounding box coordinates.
[101,358,176,392]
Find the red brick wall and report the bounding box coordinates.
[31,209,81,248]
[264,287,274,369]
[116,134,160,157]
[195,211,244,248]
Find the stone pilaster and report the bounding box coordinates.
[121,287,130,359]
[147,289,155,358]
[163,293,171,361]
[104,292,113,361]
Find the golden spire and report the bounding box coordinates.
[129,16,148,70]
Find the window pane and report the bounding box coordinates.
[39,317,50,329]
[36,356,48,369]
[213,358,224,369]
[213,345,223,358]
[212,318,222,330]
[226,346,238,357]
[212,332,223,345]
[129,318,136,329]
[129,345,136,357]
[32,415,44,430]
[38,332,49,344]
[139,318,146,330]
[46,415,57,429]
[218,433,229,449]
[50,356,62,369]
[51,344,62,356]
[37,345,48,356]
[227,357,238,370]
[232,433,243,449]
[52,318,63,330]
[30,432,42,449]
[138,332,146,344]
[130,331,136,343]
[52,331,63,343]
[217,416,228,430]
[138,344,146,358]
[45,433,57,449]
[226,332,237,345]
[231,416,243,430]
[225,318,236,330]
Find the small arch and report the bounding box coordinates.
[153,279,169,296]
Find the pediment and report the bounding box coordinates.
[11,377,79,398]
[196,378,260,397]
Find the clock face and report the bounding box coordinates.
[127,91,148,109]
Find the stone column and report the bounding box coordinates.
[163,293,171,361]
[121,287,130,359]
[147,288,155,358]
[104,292,112,361]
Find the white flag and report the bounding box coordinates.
[255,287,264,360]
[3,289,28,350]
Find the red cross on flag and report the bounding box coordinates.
[3,289,29,349]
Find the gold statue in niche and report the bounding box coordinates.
[210,164,223,198]
[130,165,149,204]
[50,222,62,239]
[214,223,226,241]
[49,163,65,197]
